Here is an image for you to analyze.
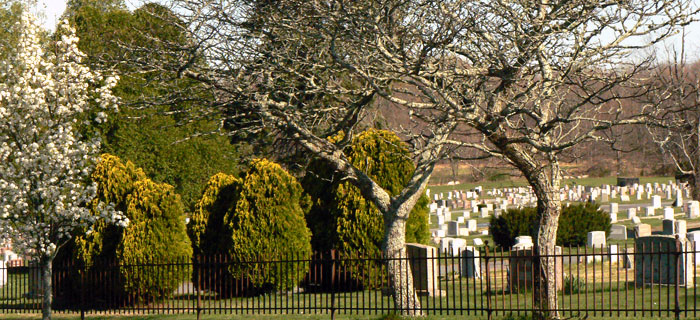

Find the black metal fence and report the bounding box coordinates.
[2,240,700,318]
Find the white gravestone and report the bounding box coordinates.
[0,261,6,287]
[627,208,637,220]
[664,207,676,220]
[479,207,489,218]
[645,206,655,217]
[675,220,687,236]
[587,231,606,248]
[466,219,477,232]
[609,244,619,264]
[609,203,618,214]
[652,195,662,208]
[473,238,484,246]
[686,231,700,264]
[515,236,533,246]
[687,201,700,219]
[674,189,684,207]
[635,224,652,237]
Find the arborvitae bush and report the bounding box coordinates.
[303,129,430,289]
[490,203,610,248]
[228,159,312,291]
[188,173,241,257]
[189,159,312,293]
[187,172,241,295]
[557,203,611,246]
[119,179,193,302]
[54,154,192,306]
[489,207,538,248]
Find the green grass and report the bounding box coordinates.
[427,176,675,195]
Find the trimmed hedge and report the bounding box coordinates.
[489,203,611,248]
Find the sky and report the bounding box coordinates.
[37,0,700,62]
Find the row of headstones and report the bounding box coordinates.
[607,200,700,225]
[408,234,697,297]
[430,181,689,212]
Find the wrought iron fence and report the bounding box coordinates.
[1,239,700,319]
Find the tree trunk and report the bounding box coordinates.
[382,207,421,316]
[40,255,53,320]
[531,166,562,320]
[692,170,700,201]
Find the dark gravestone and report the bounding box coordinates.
[617,177,640,187]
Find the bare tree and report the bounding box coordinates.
[646,39,700,199]
[126,0,697,317]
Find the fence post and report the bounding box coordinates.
[196,255,202,320]
[330,250,336,320]
[675,235,681,320]
[484,241,492,320]
[80,260,85,320]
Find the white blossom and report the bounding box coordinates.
[0,13,125,259]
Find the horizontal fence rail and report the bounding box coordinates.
[2,241,700,318]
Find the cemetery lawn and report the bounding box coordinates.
[427,176,674,195]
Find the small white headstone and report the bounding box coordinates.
[466,219,477,232]
[480,207,489,218]
[473,238,484,246]
[627,208,637,220]
[688,201,700,219]
[645,206,655,217]
[652,195,662,208]
[609,244,619,264]
[587,231,606,248]
[675,219,687,235]
[609,203,618,214]
[664,207,675,220]
[515,236,533,245]
[686,231,700,263]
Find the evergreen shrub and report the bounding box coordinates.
[489,203,611,248]
[54,154,192,305]
[188,159,312,294]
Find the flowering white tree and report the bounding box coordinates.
[0,12,124,320]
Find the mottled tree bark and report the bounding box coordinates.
[40,255,53,320]
[530,167,562,320]
[382,206,421,315]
